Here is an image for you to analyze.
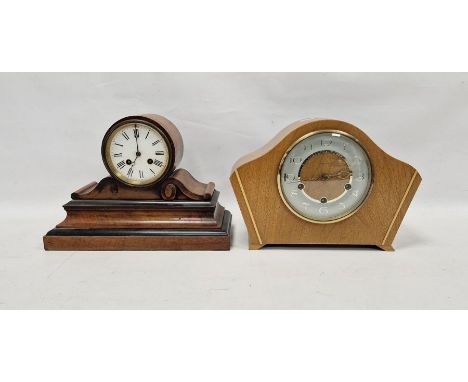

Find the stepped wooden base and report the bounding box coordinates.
[43,190,231,251]
[43,211,231,251]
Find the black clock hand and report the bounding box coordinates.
[126,154,138,177]
[134,127,140,154]
[306,170,353,182]
[130,128,140,173]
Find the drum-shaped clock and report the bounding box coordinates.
[230,119,421,251]
[44,114,231,251]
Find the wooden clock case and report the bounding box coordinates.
[230,119,421,251]
[43,114,231,251]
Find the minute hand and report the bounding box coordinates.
[304,170,352,182]
[134,128,140,153]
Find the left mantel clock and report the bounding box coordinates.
[43,114,232,251]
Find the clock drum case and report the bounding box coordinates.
[44,114,231,251]
[230,119,421,251]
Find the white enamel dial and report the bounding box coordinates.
[104,122,170,186]
[279,131,372,222]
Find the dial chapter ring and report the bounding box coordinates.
[277,129,373,224]
[101,115,184,187]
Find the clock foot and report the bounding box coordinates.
[249,243,264,250]
[376,244,395,252]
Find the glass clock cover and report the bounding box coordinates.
[103,121,171,186]
[279,131,372,222]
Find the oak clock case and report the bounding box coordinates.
[230,119,421,251]
[43,114,231,251]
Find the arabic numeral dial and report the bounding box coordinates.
[279,131,372,222]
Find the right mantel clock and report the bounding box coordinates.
[230,119,421,251]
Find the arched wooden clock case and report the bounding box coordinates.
[230,119,421,251]
[44,114,231,251]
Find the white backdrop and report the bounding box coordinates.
[0,73,467,308]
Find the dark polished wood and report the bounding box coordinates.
[161,168,215,200]
[72,169,215,201]
[44,211,231,251]
[43,191,231,250]
[58,192,224,229]
[44,114,231,251]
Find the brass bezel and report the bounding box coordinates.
[277,129,374,224]
[102,119,174,187]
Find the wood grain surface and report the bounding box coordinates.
[230,119,421,251]
[43,203,231,251]
[72,169,215,201]
[44,235,231,251]
[43,211,232,251]
[44,112,231,251]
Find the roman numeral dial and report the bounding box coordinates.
[103,120,171,186]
